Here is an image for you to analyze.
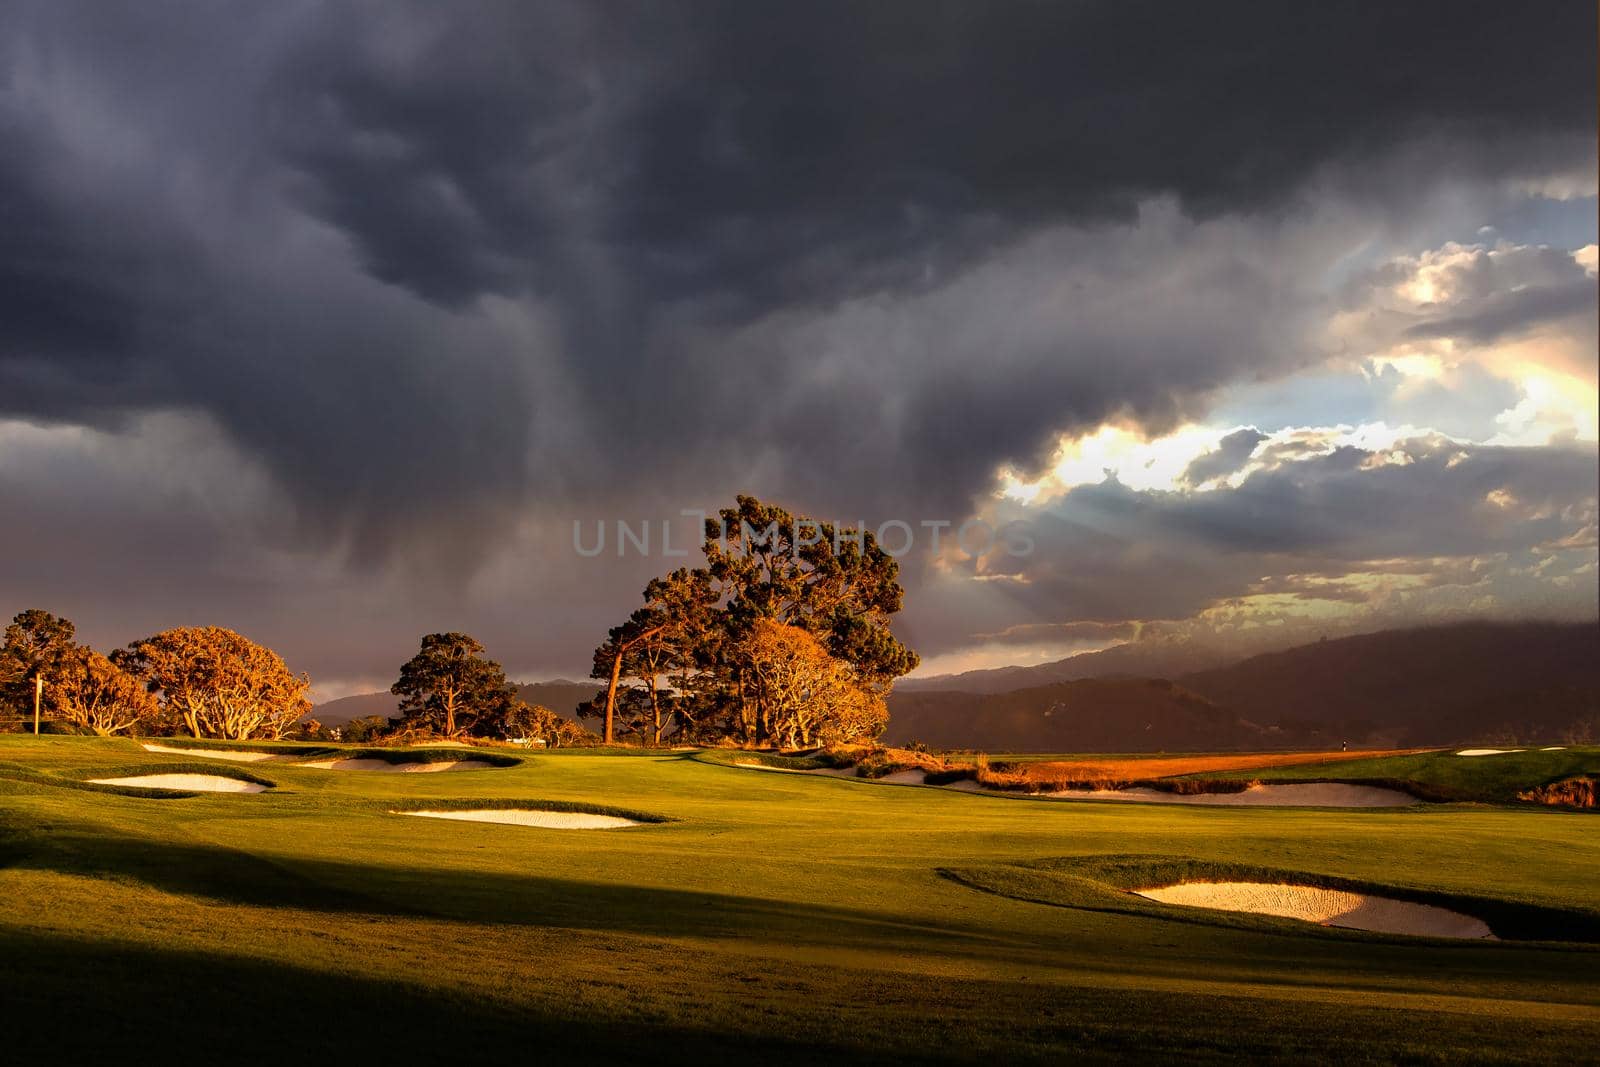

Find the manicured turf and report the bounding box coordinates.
[1,735,1596,1064]
[1197,746,1600,803]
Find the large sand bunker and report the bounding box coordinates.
[298,758,495,772]
[1456,748,1524,756]
[396,809,640,829]
[141,744,282,762]
[946,780,1418,807]
[90,773,267,793]
[1136,881,1494,939]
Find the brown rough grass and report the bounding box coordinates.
[975,749,1429,792]
[1517,776,1597,809]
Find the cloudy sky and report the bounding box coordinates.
[2,2,1595,697]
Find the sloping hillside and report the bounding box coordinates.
[1179,621,1599,746]
[897,640,1234,694]
[884,678,1276,751]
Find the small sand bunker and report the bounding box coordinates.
[1540,746,1567,751]
[1456,748,1524,756]
[396,809,640,829]
[945,780,1416,807]
[90,773,266,793]
[141,744,281,762]
[1137,881,1494,939]
[732,762,858,779]
[876,769,928,785]
[297,758,495,772]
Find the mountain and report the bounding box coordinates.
[884,678,1277,751]
[884,620,1598,751]
[1179,621,1599,747]
[897,639,1237,694]
[313,679,598,727]
[310,690,397,726]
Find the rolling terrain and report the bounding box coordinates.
[0,735,1595,1064]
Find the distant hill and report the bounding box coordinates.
[885,620,1598,751]
[1179,621,1599,747]
[884,678,1277,751]
[310,690,397,726]
[313,679,598,727]
[898,639,1237,694]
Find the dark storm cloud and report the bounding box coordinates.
[0,2,1595,682]
[277,2,1595,314]
[4,2,1593,528]
[1182,429,1267,487]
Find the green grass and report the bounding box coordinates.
[0,734,1596,1064]
[1189,746,1600,803]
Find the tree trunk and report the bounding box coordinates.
[648,678,662,746]
[603,649,624,744]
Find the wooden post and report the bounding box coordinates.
[33,675,43,734]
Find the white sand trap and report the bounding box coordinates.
[733,762,859,779]
[91,773,266,793]
[397,809,640,829]
[1137,882,1495,939]
[943,780,1416,807]
[297,758,495,772]
[1541,746,1567,751]
[141,743,281,762]
[1456,748,1524,756]
[877,769,928,785]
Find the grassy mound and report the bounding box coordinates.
[1200,747,1600,806]
[0,760,276,799]
[940,854,1600,944]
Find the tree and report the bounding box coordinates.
[1,609,80,728]
[340,715,390,744]
[584,496,919,747]
[51,647,160,736]
[391,633,516,738]
[736,620,887,749]
[703,496,919,689]
[591,568,719,745]
[118,626,311,740]
[502,701,596,748]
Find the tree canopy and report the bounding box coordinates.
[52,646,161,736]
[587,495,917,747]
[1,609,79,721]
[118,626,311,740]
[391,632,517,738]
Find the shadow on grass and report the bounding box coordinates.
[0,820,1022,954]
[0,928,866,1067]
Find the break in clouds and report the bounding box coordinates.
[0,1,1595,693]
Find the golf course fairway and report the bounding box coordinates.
[1,736,1596,1064]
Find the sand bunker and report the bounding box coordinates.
[396,809,640,829]
[297,758,495,772]
[141,743,282,762]
[1136,881,1494,939]
[945,780,1417,807]
[1541,746,1567,751]
[733,762,858,779]
[1456,748,1524,756]
[90,773,266,793]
